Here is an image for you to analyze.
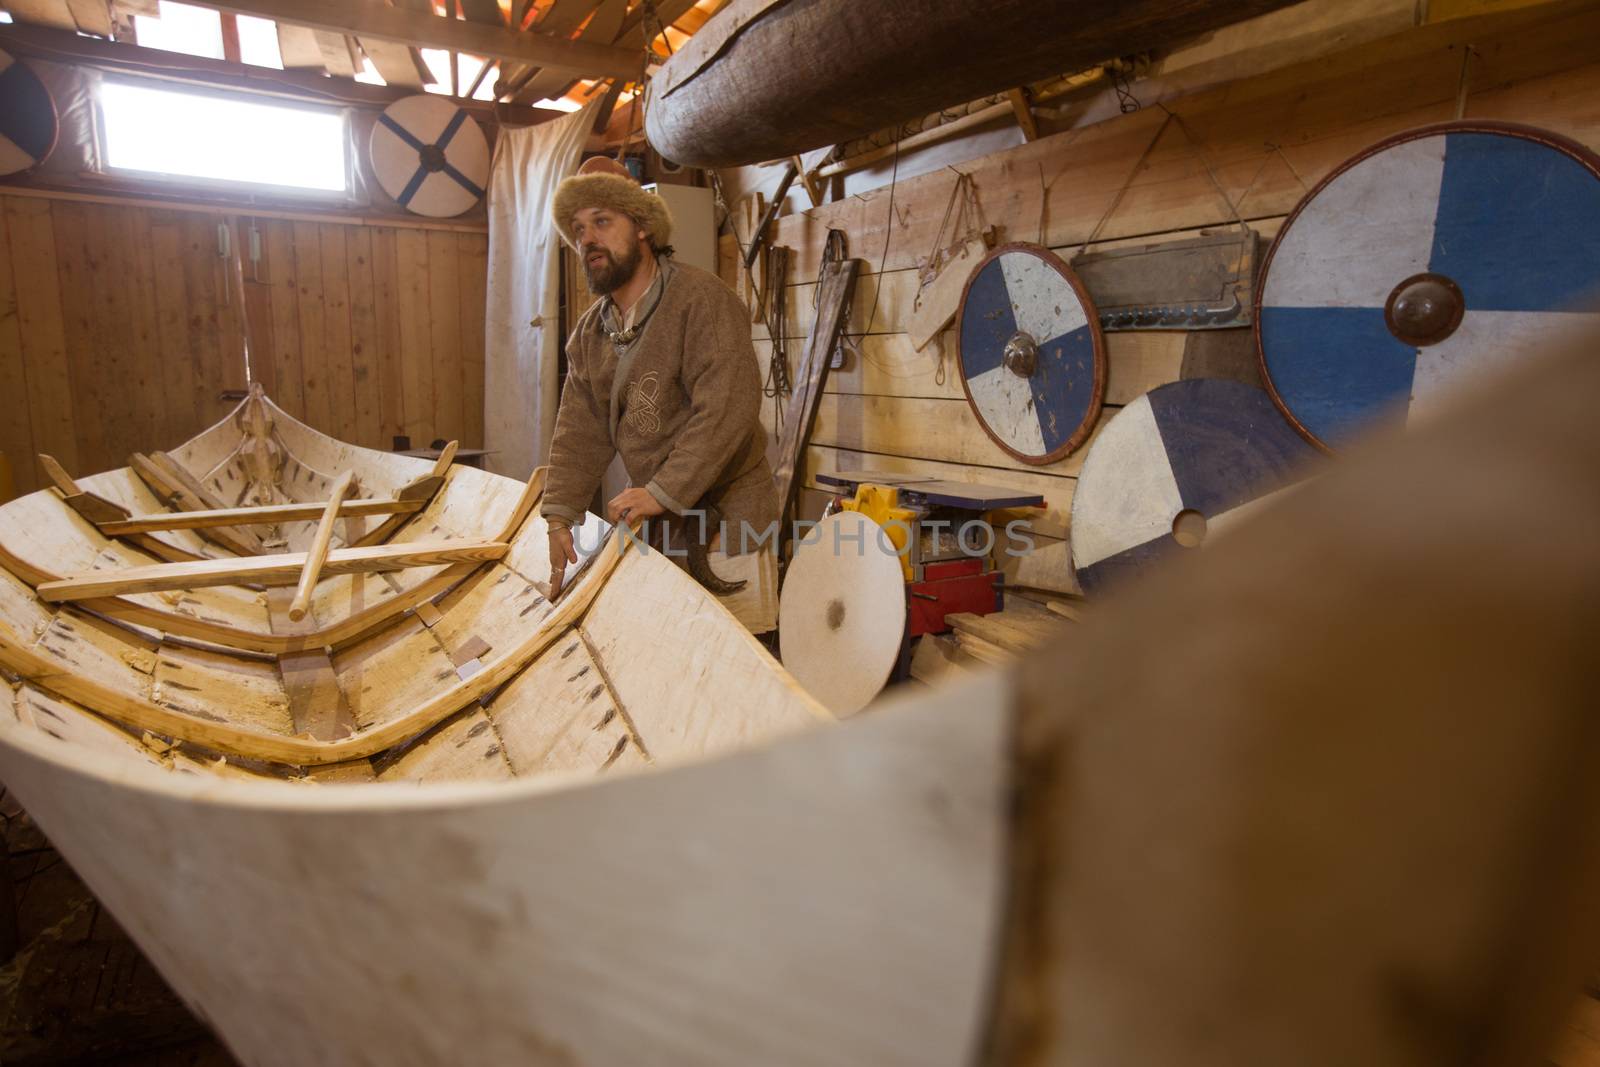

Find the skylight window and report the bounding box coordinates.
[98,81,348,194]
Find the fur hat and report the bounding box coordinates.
[552,157,674,251]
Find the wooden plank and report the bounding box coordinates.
[318,224,357,440]
[292,221,330,431]
[47,202,112,475]
[395,228,434,444]
[148,211,202,442]
[313,29,358,77]
[112,205,167,449]
[101,496,426,535]
[261,218,306,420]
[266,588,358,743]
[37,538,510,602]
[772,257,859,532]
[177,213,227,440]
[369,227,406,445]
[806,394,1114,479]
[359,37,428,89]
[184,0,643,77]
[514,0,625,102]
[425,229,463,445]
[344,226,383,449]
[3,0,78,31]
[289,469,354,621]
[127,452,265,557]
[64,0,114,37]
[275,22,324,68]
[2,198,74,483]
[484,631,644,776]
[456,232,487,447]
[0,202,37,498]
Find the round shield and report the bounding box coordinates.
[956,243,1106,465]
[1070,379,1317,595]
[1256,121,1600,452]
[369,95,489,217]
[0,49,58,177]
[779,511,906,716]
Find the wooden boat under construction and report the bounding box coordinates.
[0,390,1016,1065]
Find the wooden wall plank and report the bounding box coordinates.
[261,218,306,420]
[48,202,112,473]
[240,220,279,403]
[317,224,357,440]
[426,229,463,446]
[113,207,167,448]
[178,214,227,444]
[3,198,76,479]
[344,226,383,449]
[292,221,330,432]
[457,232,487,448]
[395,228,434,444]
[369,227,406,446]
[0,204,38,496]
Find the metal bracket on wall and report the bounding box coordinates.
[1072,228,1258,331]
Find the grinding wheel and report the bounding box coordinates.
[0,49,58,177]
[1257,121,1600,451]
[1070,379,1316,595]
[369,95,489,218]
[779,511,907,716]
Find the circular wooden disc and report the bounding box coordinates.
[778,511,906,715]
[369,95,489,218]
[1070,379,1315,595]
[956,243,1106,465]
[1256,121,1600,452]
[0,49,59,177]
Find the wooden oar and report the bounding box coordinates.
[289,470,352,622]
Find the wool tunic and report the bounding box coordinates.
[541,257,780,553]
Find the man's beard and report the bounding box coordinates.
[582,238,643,295]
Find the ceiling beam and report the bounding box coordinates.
[183,0,644,78]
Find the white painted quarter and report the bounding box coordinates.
[1001,251,1089,342]
[1262,136,1447,309]
[1069,396,1184,569]
[967,363,1048,456]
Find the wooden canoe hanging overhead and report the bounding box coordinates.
[643,0,1301,168]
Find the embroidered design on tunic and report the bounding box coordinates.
[625,372,663,435]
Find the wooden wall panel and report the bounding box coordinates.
[738,6,1600,595]
[0,197,490,498]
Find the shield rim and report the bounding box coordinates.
[367,93,488,218]
[954,241,1107,466]
[1253,119,1600,454]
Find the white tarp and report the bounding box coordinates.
[483,100,597,478]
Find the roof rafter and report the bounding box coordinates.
[183,0,644,78]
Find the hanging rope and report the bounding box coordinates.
[762,245,792,430]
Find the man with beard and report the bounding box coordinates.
[540,157,780,634]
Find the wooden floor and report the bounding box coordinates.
[0,787,236,1065]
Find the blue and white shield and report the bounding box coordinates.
[369,95,489,219]
[1257,122,1600,451]
[956,244,1105,465]
[1070,379,1318,595]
